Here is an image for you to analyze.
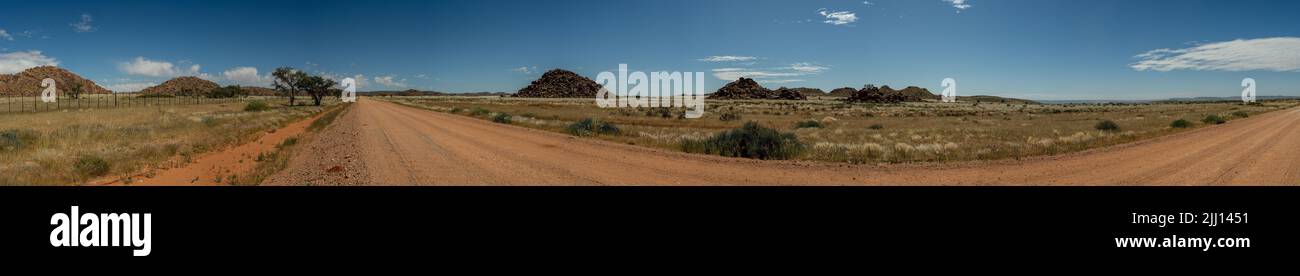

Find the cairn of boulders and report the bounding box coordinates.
[515,69,604,98]
[707,78,805,100]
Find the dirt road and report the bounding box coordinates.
[276,98,1300,185]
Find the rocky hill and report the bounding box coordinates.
[139,76,220,96]
[515,69,603,98]
[895,86,938,101]
[707,78,805,100]
[0,66,111,96]
[828,87,856,97]
[789,87,825,98]
[845,84,907,103]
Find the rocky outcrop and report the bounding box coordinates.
[828,87,856,97]
[789,87,826,98]
[139,76,220,96]
[845,84,906,103]
[771,87,809,100]
[515,69,603,98]
[896,86,938,101]
[708,78,771,99]
[0,66,111,96]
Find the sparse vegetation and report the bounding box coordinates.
[795,120,824,129]
[681,122,803,160]
[377,96,1295,164]
[567,118,621,136]
[74,155,111,179]
[470,107,490,116]
[244,100,271,112]
[1095,120,1120,132]
[491,113,512,124]
[1203,115,1226,125]
[1232,111,1250,118]
[1171,119,1192,128]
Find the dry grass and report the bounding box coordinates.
[379,96,1298,164]
[0,99,330,185]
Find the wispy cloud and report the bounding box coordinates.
[118,57,205,77]
[698,56,758,62]
[818,9,857,26]
[1131,37,1300,72]
[943,0,972,13]
[0,29,12,41]
[374,75,407,88]
[70,13,96,33]
[711,62,831,84]
[512,66,538,74]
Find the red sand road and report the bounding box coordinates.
[273,98,1299,185]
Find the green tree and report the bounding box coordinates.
[302,76,337,106]
[272,67,307,106]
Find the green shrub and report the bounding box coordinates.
[1095,120,1120,131]
[680,122,804,160]
[244,100,271,112]
[279,137,298,148]
[1231,111,1249,118]
[74,155,111,178]
[449,107,463,114]
[718,109,742,121]
[795,120,824,129]
[491,113,512,124]
[1170,119,1192,128]
[566,118,620,136]
[1202,115,1226,125]
[0,129,41,151]
[868,124,884,130]
[470,107,490,116]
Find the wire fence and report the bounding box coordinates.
[0,93,338,114]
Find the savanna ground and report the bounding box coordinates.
[0,96,339,185]
[378,96,1298,164]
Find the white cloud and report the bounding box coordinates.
[414,74,430,79]
[943,0,972,13]
[118,57,204,77]
[1131,37,1300,72]
[0,50,60,74]
[698,56,758,62]
[711,68,803,81]
[105,82,157,93]
[0,29,12,41]
[70,13,96,33]
[374,75,407,88]
[222,67,273,86]
[786,62,829,73]
[818,9,857,25]
[512,66,538,74]
[765,79,807,84]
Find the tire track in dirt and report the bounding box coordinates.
[277,98,1300,185]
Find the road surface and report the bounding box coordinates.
[272,98,1300,185]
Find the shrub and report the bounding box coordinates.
[449,107,463,114]
[244,100,271,112]
[794,120,824,129]
[491,113,512,124]
[1170,119,1192,128]
[1095,120,1120,131]
[680,122,804,160]
[718,109,742,121]
[868,124,884,130]
[0,129,41,151]
[1202,115,1226,125]
[279,137,298,148]
[470,107,490,116]
[1232,111,1249,118]
[74,155,111,178]
[567,118,620,136]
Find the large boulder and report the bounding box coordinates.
[515,69,604,98]
[139,76,220,96]
[0,66,112,96]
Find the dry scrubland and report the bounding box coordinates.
[380,96,1296,164]
[0,98,333,185]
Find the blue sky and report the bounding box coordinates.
[1,0,1297,100]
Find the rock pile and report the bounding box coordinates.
[139,76,220,96]
[828,87,856,97]
[515,69,604,98]
[789,87,826,98]
[708,78,771,99]
[771,87,809,100]
[845,84,907,103]
[0,66,111,96]
[895,86,938,101]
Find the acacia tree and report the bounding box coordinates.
[302,75,337,106]
[272,67,307,106]
[65,81,85,99]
